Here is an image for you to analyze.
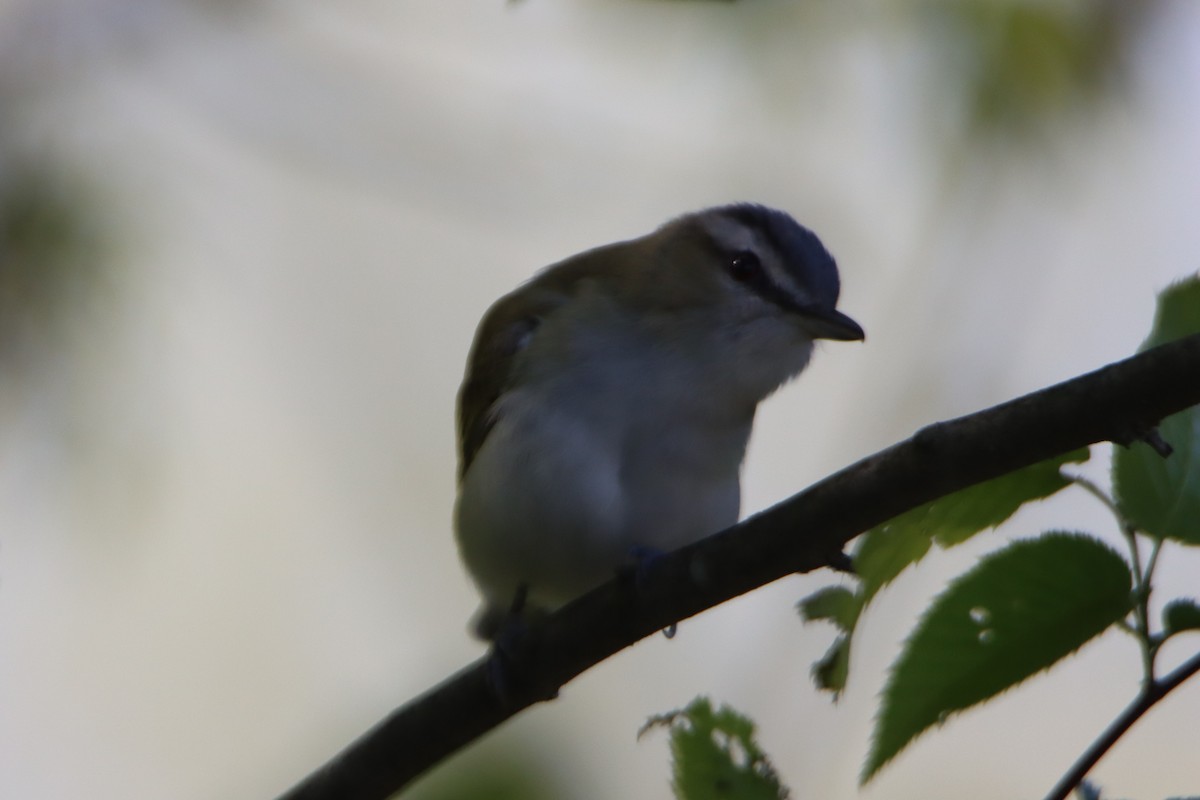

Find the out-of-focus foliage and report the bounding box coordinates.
[408,748,563,800]
[0,152,101,368]
[0,0,1156,377]
[650,0,1144,144]
[920,0,1143,140]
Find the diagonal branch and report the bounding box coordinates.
[276,333,1200,800]
[1043,648,1200,800]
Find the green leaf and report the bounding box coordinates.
[1114,275,1200,545]
[799,449,1089,695]
[1138,275,1200,351]
[797,586,859,631]
[641,697,789,800]
[811,634,852,696]
[798,587,859,696]
[1162,599,1200,638]
[855,449,1090,602]
[853,521,935,603]
[863,532,1132,783]
[1113,410,1200,544]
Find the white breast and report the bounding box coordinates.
[456,358,758,616]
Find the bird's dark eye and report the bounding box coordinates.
[728,250,761,282]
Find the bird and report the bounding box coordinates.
[454,203,863,639]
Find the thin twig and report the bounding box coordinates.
[1067,474,1124,523]
[1142,536,1165,593]
[1043,649,1200,800]
[1070,474,1160,682]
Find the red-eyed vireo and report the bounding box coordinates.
[454,204,864,639]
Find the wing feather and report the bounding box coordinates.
[455,240,641,479]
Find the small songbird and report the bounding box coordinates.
[454,204,864,639]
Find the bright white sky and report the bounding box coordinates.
[2,2,1199,799]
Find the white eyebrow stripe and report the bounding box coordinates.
[695,212,763,255]
[696,212,811,304]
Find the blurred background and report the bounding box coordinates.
[1,1,1198,798]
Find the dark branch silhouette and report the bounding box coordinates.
[1044,648,1200,800]
[276,333,1200,800]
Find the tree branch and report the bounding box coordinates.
[276,333,1200,800]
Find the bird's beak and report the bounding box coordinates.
[797,305,865,342]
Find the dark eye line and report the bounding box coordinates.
[726,249,810,315]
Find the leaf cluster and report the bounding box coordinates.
[666,275,1200,796]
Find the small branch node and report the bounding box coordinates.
[1111,421,1172,457]
[1139,428,1174,459]
[826,550,856,574]
[912,421,947,452]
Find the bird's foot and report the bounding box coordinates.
[621,544,666,587]
[619,545,679,639]
[484,585,558,706]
